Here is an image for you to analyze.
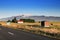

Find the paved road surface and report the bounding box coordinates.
[0,26,59,40]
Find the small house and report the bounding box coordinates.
[18,19,23,23]
[41,21,50,27]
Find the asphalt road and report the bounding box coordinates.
[0,26,59,40]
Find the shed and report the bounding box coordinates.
[18,19,23,23]
[41,21,50,27]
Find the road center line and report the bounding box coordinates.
[8,32,14,35]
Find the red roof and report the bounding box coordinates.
[18,20,23,22]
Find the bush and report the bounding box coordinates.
[7,20,11,22]
[20,19,35,23]
[11,17,17,23]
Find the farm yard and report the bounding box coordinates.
[0,21,60,39]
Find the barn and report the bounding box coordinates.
[18,19,23,23]
[41,21,50,27]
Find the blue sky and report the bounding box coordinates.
[0,0,60,18]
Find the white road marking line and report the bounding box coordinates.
[8,32,14,35]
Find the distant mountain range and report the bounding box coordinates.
[0,15,60,22]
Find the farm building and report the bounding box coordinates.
[18,19,23,23]
[41,21,50,27]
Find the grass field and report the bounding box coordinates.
[0,21,60,39]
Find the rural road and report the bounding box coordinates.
[0,26,59,40]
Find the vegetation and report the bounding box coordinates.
[7,20,11,22]
[20,19,35,23]
[7,18,35,23]
[11,17,17,23]
[0,21,60,39]
[7,17,17,23]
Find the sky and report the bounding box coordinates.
[0,0,60,18]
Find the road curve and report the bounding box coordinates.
[0,26,59,40]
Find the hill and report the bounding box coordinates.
[0,15,60,21]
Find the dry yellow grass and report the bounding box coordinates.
[0,21,60,34]
[1,21,60,26]
[50,21,60,26]
[0,21,60,39]
[0,21,40,28]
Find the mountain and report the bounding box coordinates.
[0,15,60,22]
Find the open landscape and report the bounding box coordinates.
[0,21,60,39]
[0,0,60,40]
